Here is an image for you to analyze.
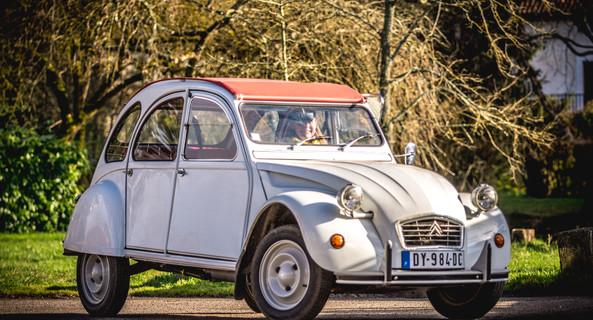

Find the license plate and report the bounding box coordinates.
[402,250,464,269]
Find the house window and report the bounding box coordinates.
[584,61,593,106]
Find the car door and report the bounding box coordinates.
[166,93,250,260]
[125,95,184,252]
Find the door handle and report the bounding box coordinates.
[123,169,133,177]
[177,169,186,176]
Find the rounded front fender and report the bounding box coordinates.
[260,191,384,272]
[63,180,125,256]
[459,192,511,270]
[464,206,511,270]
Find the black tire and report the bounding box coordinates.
[251,225,333,320]
[76,253,130,316]
[243,273,261,313]
[427,282,505,319]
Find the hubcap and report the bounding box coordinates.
[82,255,110,304]
[260,240,310,310]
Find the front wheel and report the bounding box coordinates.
[427,282,505,319]
[243,273,261,313]
[76,254,130,316]
[251,225,333,320]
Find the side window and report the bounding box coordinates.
[337,108,381,145]
[184,97,237,160]
[105,103,141,163]
[133,98,184,161]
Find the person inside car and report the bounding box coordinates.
[282,109,326,144]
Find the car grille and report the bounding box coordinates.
[398,217,463,248]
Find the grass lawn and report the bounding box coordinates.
[498,192,589,239]
[0,232,567,297]
[506,238,561,295]
[0,232,76,296]
[0,232,233,297]
[498,192,585,216]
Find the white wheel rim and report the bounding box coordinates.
[82,255,110,304]
[259,240,310,311]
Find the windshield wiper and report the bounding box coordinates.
[288,136,330,150]
[339,133,379,151]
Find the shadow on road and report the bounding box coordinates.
[1,296,592,319]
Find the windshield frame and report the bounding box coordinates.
[239,102,384,148]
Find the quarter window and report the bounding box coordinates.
[133,98,184,161]
[184,98,237,160]
[105,103,141,163]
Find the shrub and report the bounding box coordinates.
[524,104,593,198]
[0,127,89,232]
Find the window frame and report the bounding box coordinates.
[131,97,185,162]
[239,103,383,147]
[182,96,238,161]
[104,103,142,163]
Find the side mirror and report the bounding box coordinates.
[405,142,416,165]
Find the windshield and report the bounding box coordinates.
[240,104,382,147]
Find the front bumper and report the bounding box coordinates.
[335,269,509,286]
[334,240,509,286]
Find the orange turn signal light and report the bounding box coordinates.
[330,234,345,249]
[494,233,505,248]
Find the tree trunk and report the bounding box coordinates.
[379,0,395,133]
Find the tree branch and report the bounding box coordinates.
[390,0,438,61]
[183,0,250,76]
[44,62,70,134]
[320,0,381,37]
[83,72,143,115]
[528,33,593,56]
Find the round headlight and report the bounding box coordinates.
[337,184,364,212]
[471,184,498,212]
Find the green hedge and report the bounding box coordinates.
[0,127,89,232]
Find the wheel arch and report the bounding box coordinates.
[235,190,382,299]
[64,180,126,256]
[234,201,296,300]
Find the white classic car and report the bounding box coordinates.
[64,78,510,320]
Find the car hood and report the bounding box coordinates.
[257,160,467,225]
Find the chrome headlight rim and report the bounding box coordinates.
[471,184,498,212]
[337,184,364,212]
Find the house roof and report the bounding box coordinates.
[200,78,364,103]
[517,0,584,17]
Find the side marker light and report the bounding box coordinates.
[330,234,345,249]
[494,233,505,248]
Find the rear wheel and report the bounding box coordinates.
[427,282,505,319]
[251,225,332,320]
[76,254,130,316]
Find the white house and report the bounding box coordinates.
[521,0,593,112]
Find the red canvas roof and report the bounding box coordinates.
[201,78,364,103]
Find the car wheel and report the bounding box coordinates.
[76,253,130,316]
[427,282,505,319]
[243,273,261,313]
[251,225,332,320]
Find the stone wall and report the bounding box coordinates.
[557,227,593,289]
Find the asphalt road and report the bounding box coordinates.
[1,294,592,319]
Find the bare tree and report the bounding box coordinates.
[0,0,249,164]
[304,0,553,188]
[1,0,557,189]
